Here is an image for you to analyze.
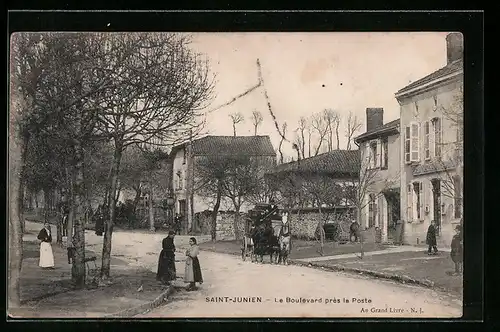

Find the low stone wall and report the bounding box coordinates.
[289,208,359,241]
[195,210,246,240]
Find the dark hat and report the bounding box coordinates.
[168,231,176,235]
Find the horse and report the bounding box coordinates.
[253,225,280,264]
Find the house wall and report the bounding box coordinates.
[359,132,401,243]
[399,77,463,247]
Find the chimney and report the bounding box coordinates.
[366,108,384,132]
[446,32,464,64]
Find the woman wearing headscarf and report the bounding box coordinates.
[38,222,55,269]
[156,231,176,285]
[184,237,203,291]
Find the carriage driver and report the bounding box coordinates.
[279,211,291,252]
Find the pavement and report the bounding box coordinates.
[9,221,186,318]
[13,220,462,318]
[295,245,450,263]
[137,250,462,318]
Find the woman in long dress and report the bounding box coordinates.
[184,237,203,291]
[156,231,176,285]
[38,222,55,269]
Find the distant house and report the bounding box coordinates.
[266,149,360,208]
[395,32,463,247]
[169,135,277,232]
[265,150,360,239]
[354,108,401,244]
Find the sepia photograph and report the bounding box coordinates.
[8,31,465,319]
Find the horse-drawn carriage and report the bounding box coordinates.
[241,203,291,265]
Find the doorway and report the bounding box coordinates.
[383,188,400,243]
[431,179,442,235]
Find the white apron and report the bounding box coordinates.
[39,241,55,268]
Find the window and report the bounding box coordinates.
[424,121,430,160]
[453,176,462,218]
[410,122,420,162]
[368,194,377,227]
[381,137,388,169]
[432,117,442,158]
[182,148,187,164]
[404,127,411,164]
[176,171,183,190]
[369,141,378,168]
[413,182,422,220]
[406,184,413,221]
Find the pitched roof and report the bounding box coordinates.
[396,59,463,97]
[267,150,360,178]
[172,135,276,157]
[354,118,400,143]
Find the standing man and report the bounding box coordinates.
[426,220,439,255]
[450,224,463,275]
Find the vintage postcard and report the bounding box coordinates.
[8,31,464,319]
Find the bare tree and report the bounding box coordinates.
[342,151,399,258]
[92,33,215,279]
[251,110,263,136]
[346,111,363,150]
[429,85,464,218]
[195,155,272,240]
[322,109,341,152]
[229,112,245,137]
[301,174,346,255]
[311,112,330,156]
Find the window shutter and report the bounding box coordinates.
[419,181,424,221]
[422,181,428,218]
[407,184,413,221]
[376,139,381,168]
[404,126,411,164]
[410,122,420,162]
[365,194,370,229]
[365,143,370,169]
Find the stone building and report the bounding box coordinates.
[395,32,463,247]
[354,108,402,244]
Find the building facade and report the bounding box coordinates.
[169,135,277,232]
[395,32,463,247]
[354,108,401,244]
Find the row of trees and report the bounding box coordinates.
[9,32,215,307]
[227,108,363,165]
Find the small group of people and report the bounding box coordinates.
[426,219,463,275]
[156,231,203,291]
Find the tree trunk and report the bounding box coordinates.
[335,122,340,150]
[101,143,123,279]
[8,126,24,309]
[211,181,223,241]
[66,167,74,246]
[149,186,155,232]
[71,142,86,288]
[132,186,141,213]
[233,204,241,240]
[317,205,325,256]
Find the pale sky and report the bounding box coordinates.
[189,32,449,158]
